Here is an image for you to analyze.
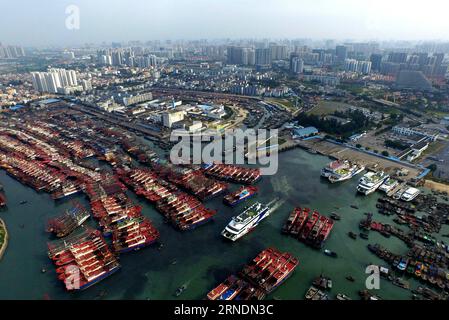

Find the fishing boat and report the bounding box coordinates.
[175,283,188,297]
[223,186,258,207]
[323,249,337,258]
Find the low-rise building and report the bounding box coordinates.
[292,126,319,139]
[392,126,440,142]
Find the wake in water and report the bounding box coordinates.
[271,175,294,196]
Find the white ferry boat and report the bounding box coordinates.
[357,171,390,195]
[321,160,348,178]
[328,163,365,183]
[221,201,276,241]
[378,178,399,193]
[401,187,421,202]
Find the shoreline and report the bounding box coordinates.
[424,180,449,193]
[0,218,8,261]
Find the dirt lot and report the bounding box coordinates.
[300,139,422,181]
[424,180,449,193]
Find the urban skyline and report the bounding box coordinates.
[3,0,449,46]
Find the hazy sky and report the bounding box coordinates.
[2,0,449,46]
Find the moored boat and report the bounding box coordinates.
[223,186,258,207]
[357,171,390,195]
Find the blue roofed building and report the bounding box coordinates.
[292,126,319,139]
[9,104,26,111]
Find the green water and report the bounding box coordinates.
[0,149,417,300]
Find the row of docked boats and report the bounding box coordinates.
[321,160,421,200]
[0,123,164,291]
[207,248,299,300]
[118,168,218,231]
[368,243,449,291]
[203,163,261,185]
[84,180,160,251]
[165,167,228,201]
[282,207,334,249]
[46,202,90,238]
[358,172,421,201]
[47,229,121,291]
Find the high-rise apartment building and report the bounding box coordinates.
[255,48,272,66]
[31,68,78,93]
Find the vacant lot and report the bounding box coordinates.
[308,100,352,116]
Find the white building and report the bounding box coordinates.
[344,59,358,72]
[393,126,440,142]
[162,110,186,128]
[31,68,78,93]
[291,57,304,74]
[344,59,372,74]
[357,61,372,74]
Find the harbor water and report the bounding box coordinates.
[0,148,424,300]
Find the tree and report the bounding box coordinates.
[381,151,389,157]
[356,144,362,148]
[427,164,437,172]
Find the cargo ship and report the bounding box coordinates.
[357,171,390,195]
[239,248,299,294]
[328,163,365,183]
[203,163,261,185]
[111,217,159,253]
[223,186,258,207]
[46,202,90,238]
[221,199,279,241]
[47,228,120,291]
[206,248,298,300]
